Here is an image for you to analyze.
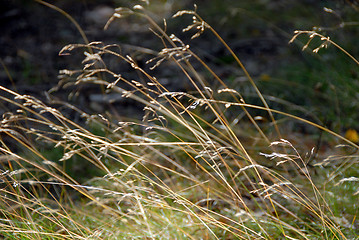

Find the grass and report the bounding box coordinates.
[1,1,359,239]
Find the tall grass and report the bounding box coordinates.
[0,2,358,239]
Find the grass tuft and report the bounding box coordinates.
[1,2,358,239]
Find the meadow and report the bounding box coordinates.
[0,1,358,239]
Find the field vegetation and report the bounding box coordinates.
[0,0,358,239]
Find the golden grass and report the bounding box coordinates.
[0,2,358,239]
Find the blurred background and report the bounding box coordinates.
[1,0,359,131]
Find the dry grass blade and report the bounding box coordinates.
[1,2,358,239]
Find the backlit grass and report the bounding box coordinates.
[0,1,358,239]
